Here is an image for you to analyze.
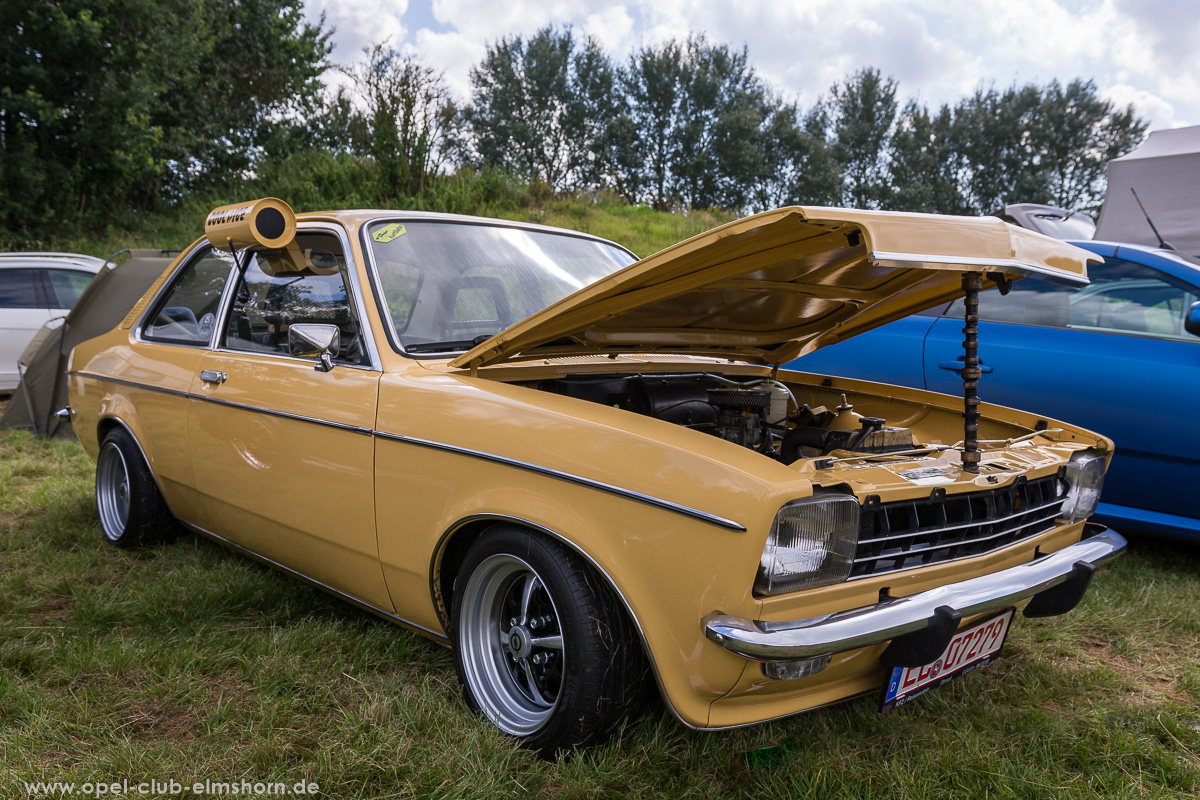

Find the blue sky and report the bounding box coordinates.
[304,0,1200,132]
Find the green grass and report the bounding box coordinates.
[1,424,1198,798]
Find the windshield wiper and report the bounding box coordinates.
[404,334,494,354]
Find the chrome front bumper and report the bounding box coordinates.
[705,525,1126,664]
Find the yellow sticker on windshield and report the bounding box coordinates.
[372,223,407,243]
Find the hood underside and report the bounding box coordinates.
[450,206,1099,369]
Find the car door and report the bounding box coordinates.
[784,311,941,388]
[923,251,1200,527]
[187,227,391,611]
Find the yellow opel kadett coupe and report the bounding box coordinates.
[67,199,1125,754]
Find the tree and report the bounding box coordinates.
[621,40,686,208]
[749,104,842,211]
[1034,79,1147,213]
[0,0,331,240]
[467,26,618,191]
[888,102,969,214]
[829,68,898,208]
[339,43,457,203]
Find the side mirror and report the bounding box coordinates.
[1187,301,1200,338]
[288,324,341,372]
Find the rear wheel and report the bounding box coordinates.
[95,427,176,548]
[451,526,649,756]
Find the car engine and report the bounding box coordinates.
[531,373,916,464]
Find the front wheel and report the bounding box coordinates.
[451,526,649,756]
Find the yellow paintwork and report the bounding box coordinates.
[68,207,1114,731]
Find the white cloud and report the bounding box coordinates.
[306,0,410,60]
[311,0,1200,132]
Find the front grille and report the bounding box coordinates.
[851,474,1065,579]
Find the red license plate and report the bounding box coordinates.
[880,608,1014,713]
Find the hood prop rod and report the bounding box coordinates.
[961,272,982,473]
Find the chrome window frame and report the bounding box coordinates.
[357,215,637,360]
[134,243,238,348]
[212,221,382,373]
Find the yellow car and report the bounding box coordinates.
[66,199,1125,755]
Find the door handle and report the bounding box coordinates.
[199,370,227,384]
[937,360,993,374]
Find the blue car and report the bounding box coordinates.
[788,240,1200,541]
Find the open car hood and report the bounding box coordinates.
[450,206,1099,369]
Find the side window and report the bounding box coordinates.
[1068,259,1198,338]
[45,269,95,309]
[0,269,42,309]
[946,259,1199,340]
[224,233,367,365]
[143,247,234,345]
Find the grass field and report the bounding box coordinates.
[1,417,1198,799]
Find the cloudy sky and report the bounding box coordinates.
[304,0,1200,132]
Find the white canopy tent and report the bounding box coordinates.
[1095,125,1200,255]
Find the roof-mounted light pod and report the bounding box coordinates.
[204,198,296,252]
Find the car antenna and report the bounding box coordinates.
[1130,187,1175,250]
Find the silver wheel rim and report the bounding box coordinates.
[458,554,565,736]
[96,442,131,541]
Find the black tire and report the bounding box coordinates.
[450,525,650,757]
[94,426,177,548]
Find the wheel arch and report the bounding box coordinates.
[430,513,680,722]
[95,414,178,519]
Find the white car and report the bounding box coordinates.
[0,252,104,391]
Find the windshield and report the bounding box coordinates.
[366,220,636,355]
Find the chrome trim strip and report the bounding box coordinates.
[868,250,1091,287]
[70,371,372,435]
[705,527,1127,661]
[186,522,447,642]
[375,431,746,532]
[71,370,189,399]
[198,395,374,436]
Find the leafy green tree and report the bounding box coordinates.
[951,84,1049,212]
[1034,79,1147,213]
[888,102,969,214]
[749,104,842,210]
[621,40,686,208]
[0,0,330,240]
[339,43,457,203]
[467,26,617,192]
[829,68,898,208]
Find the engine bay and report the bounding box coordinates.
[529,372,919,464]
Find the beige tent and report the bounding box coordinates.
[1,249,175,437]
[1094,125,1200,254]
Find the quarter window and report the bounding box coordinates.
[143,247,234,345]
[223,233,367,366]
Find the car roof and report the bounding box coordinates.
[0,252,106,272]
[1069,239,1200,285]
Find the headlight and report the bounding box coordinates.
[1059,449,1106,523]
[756,492,860,595]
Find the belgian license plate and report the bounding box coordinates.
[880,608,1014,713]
